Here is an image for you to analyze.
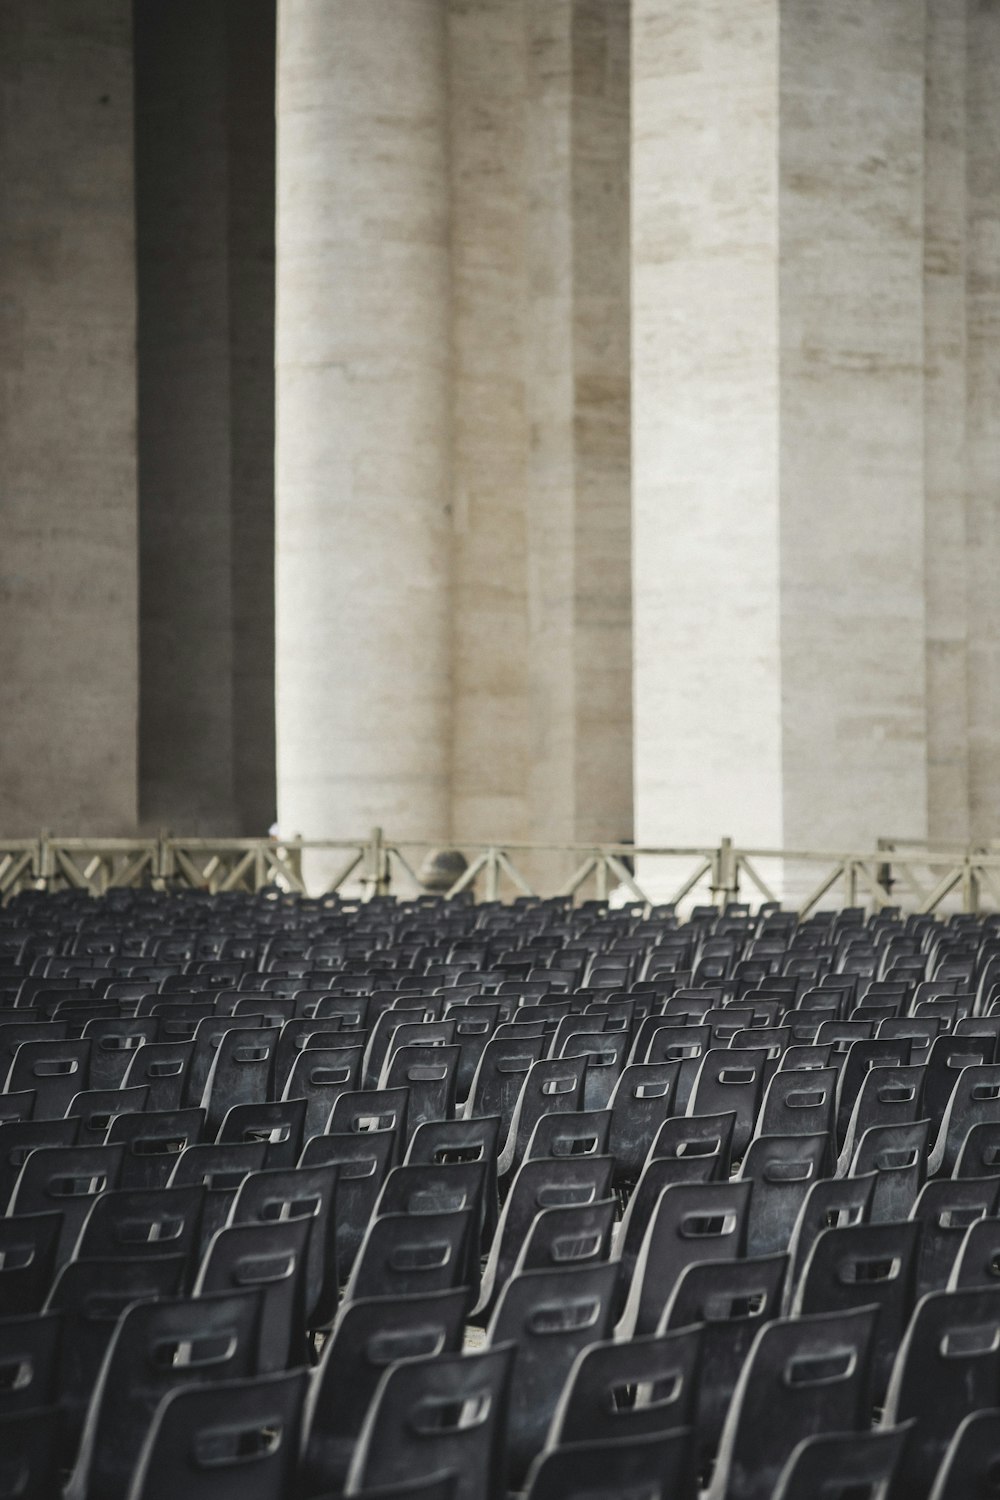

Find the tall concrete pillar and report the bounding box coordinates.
[276,0,453,844]
[449,0,632,855]
[965,0,1000,840]
[633,0,929,855]
[0,0,138,835]
[135,0,276,836]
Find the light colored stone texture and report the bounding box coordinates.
[633,0,933,860]
[779,0,929,848]
[0,0,138,835]
[135,0,276,836]
[449,0,632,862]
[924,0,969,843]
[276,0,453,845]
[965,0,1000,840]
[632,0,783,849]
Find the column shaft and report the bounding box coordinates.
[0,0,138,835]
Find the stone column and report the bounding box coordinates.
[632,0,930,860]
[276,0,453,847]
[965,0,1000,840]
[135,0,276,836]
[449,0,632,862]
[0,0,138,835]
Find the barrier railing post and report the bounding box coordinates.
[363,826,391,899]
[711,836,739,909]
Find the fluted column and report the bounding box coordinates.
[275,0,452,845]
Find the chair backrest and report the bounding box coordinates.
[687,1047,770,1159]
[472,1155,615,1323]
[550,1324,701,1448]
[301,1129,398,1280]
[706,1306,878,1500]
[282,1043,364,1141]
[194,1217,311,1372]
[5,1036,91,1119]
[9,1142,124,1266]
[0,1210,62,1317]
[511,1197,616,1278]
[621,1178,753,1336]
[497,1057,588,1177]
[217,1097,307,1169]
[928,1063,1000,1176]
[848,1118,930,1224]
[606,1062,680,1186]
[74,1184,206,1281]
[792,1218,921,1400]
[927,1408,1000,1500]
[883,1286,1000,1500]
[123,1368,309,1500]
[486,1262,619,1486]
[661,1252,789,1474]
[303,1290,468,1497]
[229,1163,339,1330]
[522,1428,694,1500]
[755,1066,838,1142]
[738,1133,829,1257]
[120,1039,195,1112]
[771,1424,911,1500]
[69,1289,264,1500]
[345,1208,474,1303]
[0,1404,63,1500]
[200,1026,278,1137]
[381,1044,461,1140]
[522,1108,612,1165]
[911,1176,1000,1299]
[106,1108,206,1190]
[345,1345,515,1500]
[837,1063,924,1171]
[0,1309,62,1416]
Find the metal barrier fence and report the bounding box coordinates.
[2,830,1000,915]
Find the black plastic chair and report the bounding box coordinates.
[606,1062,680,1188]
[65,1288,265,1500]
[927,1408,1000,1500]
[511,1197,616,1278]
[283,1044,365,1141]
[522,1428,695,1500]
[837,1063,924,1172]
[660,1253,789,1480]
[550,1324,701,1447]
[344,1208,474,1303]
[44,1253,187,1455]
[786,1172,876,1296]
[847,1118,930,1223]
[301,1130,398,1280]
[497,1057,588,1178]
[8,1142,124,1267]
[0,1405,63,1500]
[738,1133,828,1256]
[228,1163,339,1330]
[200,1026,278,1137]
[5,1036,91,1119]
[123,1368,309,1500]
[910,1176,1000,1298]
[380,1043,461,1140]
[882,1286,1000,1500]
[0,1210,62,1316]
[344,1345,515,1500]
[771,1425,912,1500]
[107,1107,206,1190]
[486,1262,619,1486]
[620,1178,753,1336]
[928,1062,1000,1176]
[687,1046,770,1160]
[705,1306,878,1500]
[327,1088,410,1168]
[302,1289,468,1497]
[792,1218,920,1400]
[0,1309,62,1415]
[0,1117,79,1210]
[754,1066,837,1144]
[404,1115,501,1245]
[194,1217,312,1371]
[462,1033,546,1139]
[74,1184,206,1282]
[472,1155,615,1323]
[522,1108,611,1165]
[217,1097,307,1168]
[120,1038,195,1112]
